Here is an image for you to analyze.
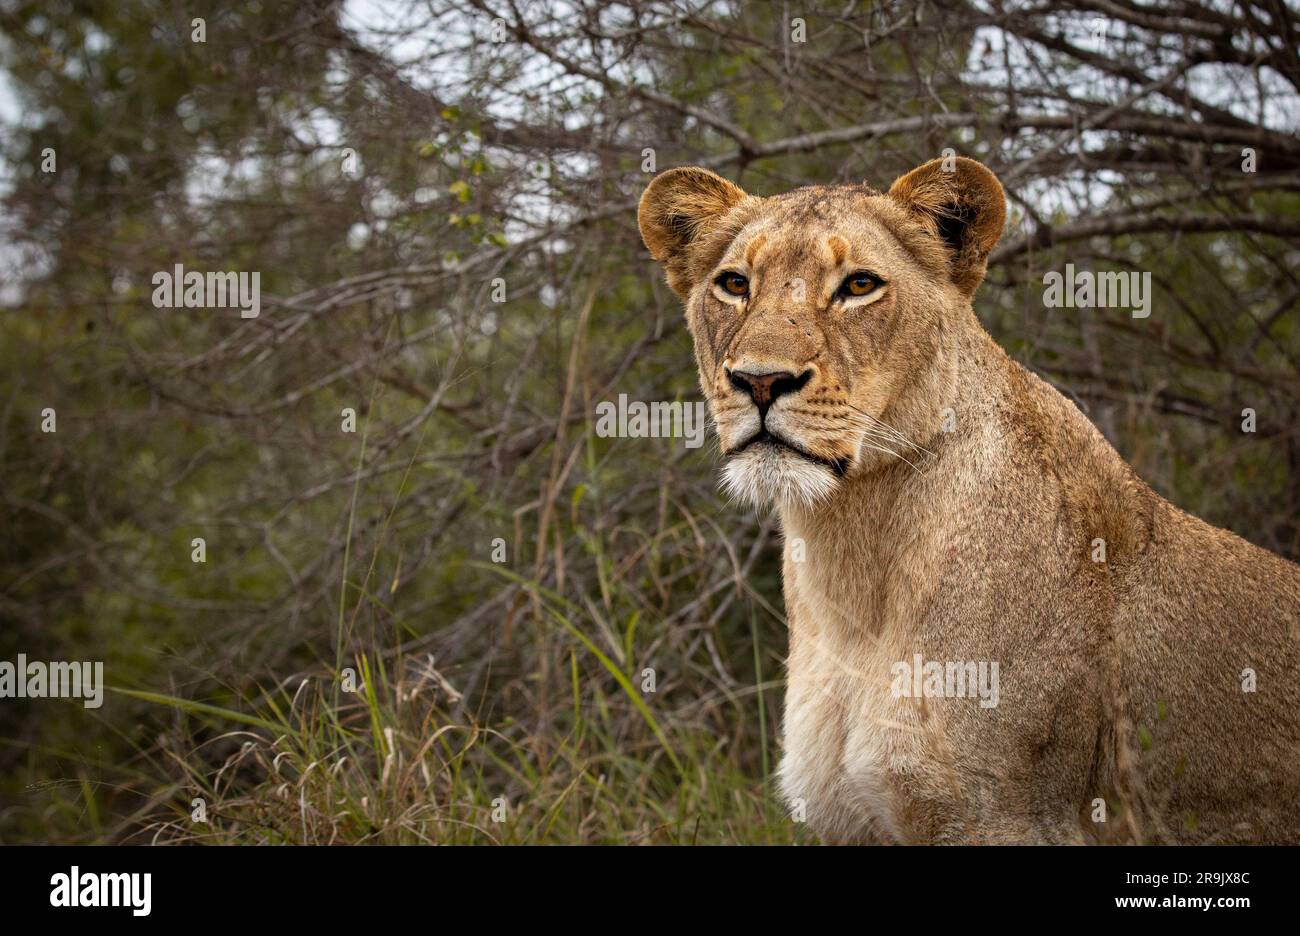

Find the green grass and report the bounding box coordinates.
[115,646,800,845]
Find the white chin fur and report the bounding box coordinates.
[720,444,839,511]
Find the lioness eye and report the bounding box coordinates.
[716,272,749,297]
[838,271,883,298]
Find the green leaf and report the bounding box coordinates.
[112,687,300,740]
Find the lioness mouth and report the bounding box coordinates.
[733,430,849,477]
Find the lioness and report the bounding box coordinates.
[638,157,1300,844]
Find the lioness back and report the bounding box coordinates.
[1120,499,1300,842]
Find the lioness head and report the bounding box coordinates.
[638,157,1006,509]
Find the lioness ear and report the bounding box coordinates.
[887,157,1006,295]
[638,167,749,297]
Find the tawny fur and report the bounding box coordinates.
[639,157,1300,844]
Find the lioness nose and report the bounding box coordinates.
[728,368,812,413]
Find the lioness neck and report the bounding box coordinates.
[777,309,1038,640]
